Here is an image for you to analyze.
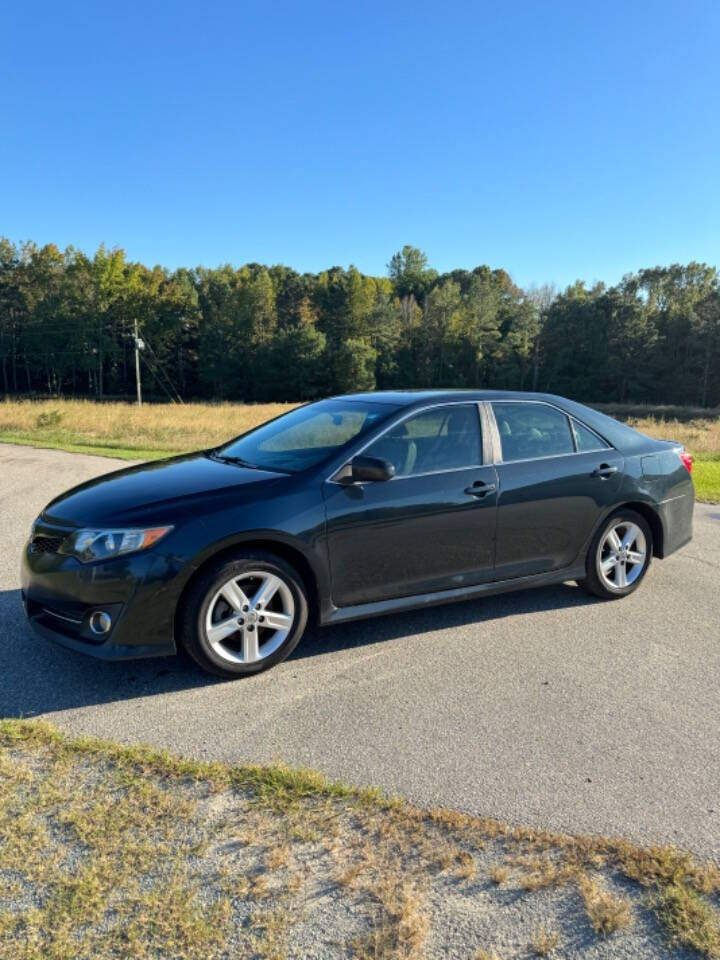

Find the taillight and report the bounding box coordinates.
[679,451,693,474]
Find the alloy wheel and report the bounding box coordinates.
[597,521,647,591]
[204,570,295,665]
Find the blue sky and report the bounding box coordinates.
[2,0,718,290]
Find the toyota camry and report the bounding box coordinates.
[22,391,694,677]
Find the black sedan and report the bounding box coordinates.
[22,391,694,678]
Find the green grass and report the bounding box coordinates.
[694,455,720,503]
[654,883,720,956]
[0,431,170,460]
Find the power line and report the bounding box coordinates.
[10,321,135,332]
[143,338,184,404]
[4,324,186,405]
[0,349,107,358]
[1,347,134,357]
[140,351,178,404]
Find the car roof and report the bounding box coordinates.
[337,389,573,406]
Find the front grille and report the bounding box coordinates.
[30,535,65,554]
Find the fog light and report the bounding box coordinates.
[89,610,112,635]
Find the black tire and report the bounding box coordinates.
[179,551,309,678]
[577,508,653,600]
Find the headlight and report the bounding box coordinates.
[59,526,173,563]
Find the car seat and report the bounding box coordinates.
[369,422,417,476]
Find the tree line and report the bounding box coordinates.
[1,239,718,407]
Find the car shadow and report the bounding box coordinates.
[296,582,602,659]
[0,583,601,718]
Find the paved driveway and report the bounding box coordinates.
[1,442,719,860]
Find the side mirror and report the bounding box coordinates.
[349,455,396,483]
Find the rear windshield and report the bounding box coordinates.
[215,399,399,473]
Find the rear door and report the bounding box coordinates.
[323,403,498,607]
[489,401,624,580]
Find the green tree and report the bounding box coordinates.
[387,245,436,300]
[262,323,327,400]
[387,245,437,328]
[333,338,377,392]
[1,235,718,407]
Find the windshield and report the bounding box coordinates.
[214,399,400,473]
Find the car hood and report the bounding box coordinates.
[41,452,290,527]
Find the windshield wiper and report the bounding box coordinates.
[208,450,261,470]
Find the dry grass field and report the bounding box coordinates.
[611,412,720,457]
[0,398,718,500]
[607,411,720,502]
[0,399,299,460]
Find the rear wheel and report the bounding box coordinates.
[578,509,652,599]
[180,552,308,677]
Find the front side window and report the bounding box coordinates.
[216,399,399,472]
[492,402,574,462]
[365,404,482,477]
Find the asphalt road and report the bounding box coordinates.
[2,442,719,860]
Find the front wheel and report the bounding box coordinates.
[577,509,652,600]
[180,552,309,678]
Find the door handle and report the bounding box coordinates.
[591,463,618,479]
[464,481,497,498]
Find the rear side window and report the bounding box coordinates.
[492,402,574,462]
[365,404,482,477]
[571,419,610,452]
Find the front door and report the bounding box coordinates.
[323,403,498,607]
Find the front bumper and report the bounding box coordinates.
[21,523,183,661]
[22,597,176,660]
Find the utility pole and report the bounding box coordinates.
[133,319,144,406]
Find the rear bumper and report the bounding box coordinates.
[657,489,694,558]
